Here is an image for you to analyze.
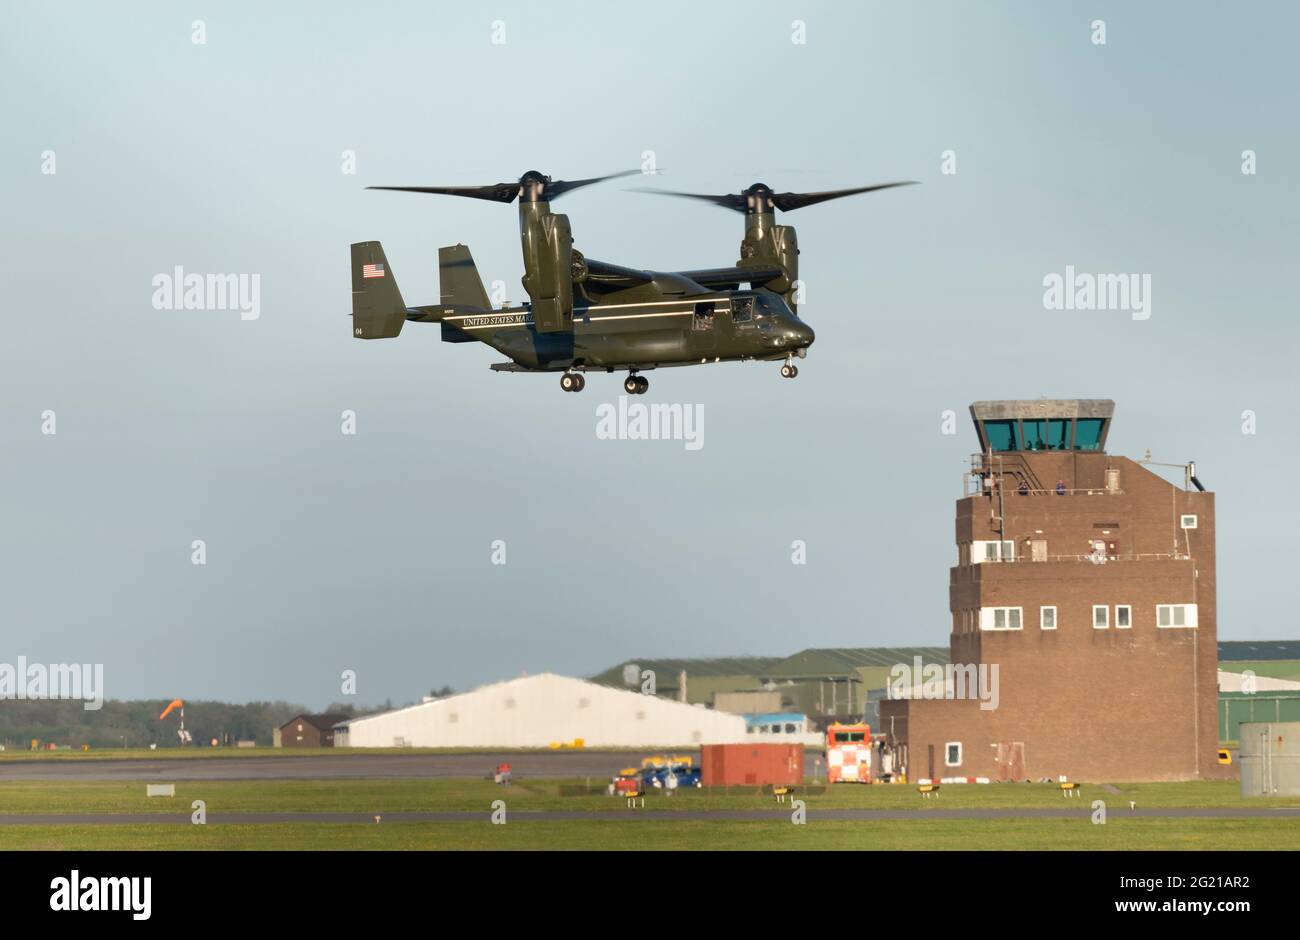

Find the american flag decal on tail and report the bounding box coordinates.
[362,262,385,279]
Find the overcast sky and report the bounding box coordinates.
[2,1,1297,708]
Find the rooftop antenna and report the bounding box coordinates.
[1138,454,1202,492]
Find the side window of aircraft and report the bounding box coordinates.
[732,297,754,322]
[693,301,715,331]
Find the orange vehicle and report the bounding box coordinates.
[610,767,644,797]
[826,722,872,783]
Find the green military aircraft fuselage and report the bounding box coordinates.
[351,170,911,393]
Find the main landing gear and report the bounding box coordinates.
[623,372,649,395]
[560,371,586,392]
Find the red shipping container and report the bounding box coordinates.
[700,743,804,787]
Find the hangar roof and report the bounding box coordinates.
[589,657,785,690]
[760,647,950,680]
[1219,641,1300,661]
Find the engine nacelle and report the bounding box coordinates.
[740,219,800,310]
[520,208,574,333]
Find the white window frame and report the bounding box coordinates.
[944,742,963,767]
[1180,514,1198,529]
[1040,606,1057,630]
[1093,605,1109,629]
[1115,604,1132,629]
[1157,603,1198,628]
[981,607,1023,631]
[973,540,1015,564]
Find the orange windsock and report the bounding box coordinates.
[160,699,184,720]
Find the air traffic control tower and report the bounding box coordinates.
[879,400,1223,782]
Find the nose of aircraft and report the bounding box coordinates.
[791,321,815,347]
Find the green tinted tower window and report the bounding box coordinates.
[985,420,1019,451]
[1074,418,1105,450]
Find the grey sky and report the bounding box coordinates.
[2,1,1297,708]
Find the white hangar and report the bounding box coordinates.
[334,673,748,748]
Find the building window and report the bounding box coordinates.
[983,607,1023,631]
[1074,418,1105,451]
[1040,606,1056,630]
[985,420,1018,452]
[1180,514,1198,529]
[975,540,1015,563]
[945,742,962,767]
[1116,605,1132,629]
[1157,604,1198,628]
[1093,605,1109,629]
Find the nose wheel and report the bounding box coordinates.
[624,373,649,395]
[780,362,799,379]
[560,372,586,392]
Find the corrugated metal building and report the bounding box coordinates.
[1219,692,1300,744]
[334,673,747,748]
[1239,722,1300,796]
[590,647,949,725]
[588,657,784,705]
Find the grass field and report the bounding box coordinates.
[2,777,1298,850]
[4,818,1295,851]
[0,777,1296,814]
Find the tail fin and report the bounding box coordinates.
[439,244,492,312]
[351,241,407,339]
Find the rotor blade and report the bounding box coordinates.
[630,188,748,212]
[545,170,643,200]
[366,183,519,203]
[770,181,917,212]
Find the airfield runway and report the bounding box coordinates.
[0,751,657,782]
[2,807,1299,825]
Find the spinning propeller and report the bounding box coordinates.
[635,180,918,213]
[368,169,640,204]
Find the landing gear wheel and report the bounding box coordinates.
[573,373,586,392]
[788,365,798,378]
[780,364,794,378]
[624,375,640,395]
[635,376,649,394]
[561,373,578,392]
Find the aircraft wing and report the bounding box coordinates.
[583,258,655,289]
[675,265,785,289]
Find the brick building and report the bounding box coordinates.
[879,400,1223,782]
[277,713,348,748]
